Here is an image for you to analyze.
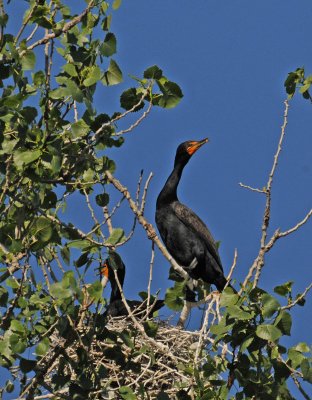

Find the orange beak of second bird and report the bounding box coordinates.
[100,262,109,288]
[186,138,209,155]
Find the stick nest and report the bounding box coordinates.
[46,317,201,399]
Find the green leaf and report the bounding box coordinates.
[288,348,305,369]
[119,386,137,400]
[226,305,253,320]
[5,380,14,393]
[101,32,117,57]
[301,359,312,383]
[95,193,109,207]
[60,246,70,266]
[64,80,84,102]
[0,287,8,306]
[256,324,282,342]
[157,79,183,108]
[67,240,90,249]
[261,293,280,318]
[10,334,26,354]
[275,311,292,336]
[75,252,89,268]
[87,281,103,302]
[294,342,310,353]
[144,65,163,80]
[102,15,112,31]
[30,217,53,244]
[0,13,8,28]
[35,337,50,356]
[120,88,144,111]
[119,331,134,349]
[83,66,101,87]
[21,106,38,124]
[164,281,185,311]
[14,149,41,168]
[274,281,293,297]
[63,64,78,77]
[71,119,90,138]
[21,50,36,70]
[220,287,239,307]
[50,281,72,300]
[33,70,45,86]
[105,228,125,245]
[143,321,158,338]
[10,320,25,333]
[102,59,123,86]
[112,0,122,10]
[299,83,310,94]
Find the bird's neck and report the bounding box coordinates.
[157,162,185,205]
[110,273,124,302]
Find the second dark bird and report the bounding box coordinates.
[156,139,232,300]
[101,254,164,318]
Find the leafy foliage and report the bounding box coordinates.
[284,67,312,101]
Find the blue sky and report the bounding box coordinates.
[103,0,312,333]
[2,0,312,397]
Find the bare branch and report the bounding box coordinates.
[292,376,311,400]
[278,209,312,239]
[140,172,153,215]
[224,248,238,290]
[146,242,155,316]
[14,0,37,45]
[104,170,190,281]
[253,100,290,286]
[239,182,266,194]
[83,189,106,241]
[113,97,153,136]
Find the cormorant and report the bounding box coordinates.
[156,139,232,300]
[101,255,164,318]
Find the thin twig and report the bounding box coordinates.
[113,96,153,136]
[14,0,37,45]
[104,170,190,281]
[281,282,312,310]
[240,100,290,291]
[146,242,155,317]
[253,100,289,287]
[140,172,153,215]
[83,189,106,241]
[239,182,266,194]
[292,376,311,400]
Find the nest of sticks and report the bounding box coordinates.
[45,315,205,399]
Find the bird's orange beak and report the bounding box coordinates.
[100,262,109,288]
[186,138,209,155]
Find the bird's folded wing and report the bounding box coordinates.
[174,202,223,268]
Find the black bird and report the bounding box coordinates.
[101,254,164,318]
[156,139,232,300]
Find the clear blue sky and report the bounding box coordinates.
[103,0,312,336]
[3,0,312,397]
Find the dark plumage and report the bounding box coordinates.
[156,139,231,300]
[101,255,164,318]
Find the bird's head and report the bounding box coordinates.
[174,138,209,167]
[100,259,111,288]
[100,253,126,289]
